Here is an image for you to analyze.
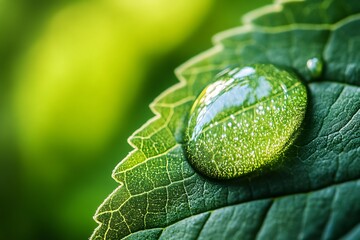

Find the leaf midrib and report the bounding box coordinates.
[201,81,302,134]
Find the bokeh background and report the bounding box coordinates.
[0,0,271,239]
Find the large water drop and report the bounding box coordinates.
[186,64,307,179]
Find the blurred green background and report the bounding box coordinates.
[0,0,271,239]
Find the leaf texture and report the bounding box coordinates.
[91,0,360,239]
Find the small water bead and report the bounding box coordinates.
[306,57,323,78]
[186,64,307,179]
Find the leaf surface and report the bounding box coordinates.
[91,0,360,239]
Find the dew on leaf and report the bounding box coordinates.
[306,57,323,78]
[185,64,308,179]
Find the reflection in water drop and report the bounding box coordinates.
[186,64,308,180]
[306,57,323,78]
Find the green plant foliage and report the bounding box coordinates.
[91,0,360,239]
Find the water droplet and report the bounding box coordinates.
[306,57,323,78]
[186,64,307,179]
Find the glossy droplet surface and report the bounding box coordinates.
[306,57,323,78]
[186,64,307,179]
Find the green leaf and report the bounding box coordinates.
[91,0,360,239]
